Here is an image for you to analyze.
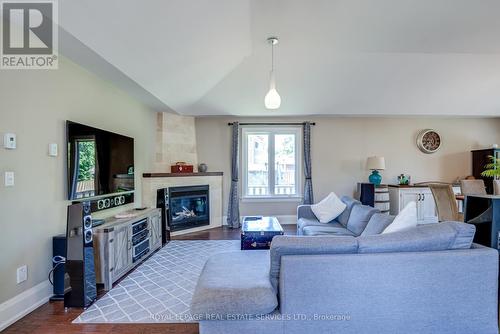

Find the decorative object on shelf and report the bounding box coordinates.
[398,174,411,185]
[170,162,194,173]
[198,163,208,173]
[264,37,281,109]
[366,156,385,185]
[416,129,441,153]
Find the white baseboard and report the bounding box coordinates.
[222,215,296,225]
[0,280,52,332]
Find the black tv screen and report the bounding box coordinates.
[66,121,134,200]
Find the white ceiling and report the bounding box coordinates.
[58,0,500,116]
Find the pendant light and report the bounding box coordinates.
[264,37,281,109]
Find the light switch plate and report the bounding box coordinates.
[48,143,58,157]
[4,171,14,186]
[3,133,16,149]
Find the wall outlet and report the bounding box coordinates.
[3,133,16,149]
[16,265,27,284]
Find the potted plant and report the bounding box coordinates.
[481,155,500,178]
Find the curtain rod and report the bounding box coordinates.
[227,122,316,126]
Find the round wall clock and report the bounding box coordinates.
[416,129,441,154]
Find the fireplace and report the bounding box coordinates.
[167,185,209,232]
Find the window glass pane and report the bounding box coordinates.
[275,134,296,195]
[247,134,269,196]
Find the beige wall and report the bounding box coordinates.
[0,57,156,303]
[195,116,500,217]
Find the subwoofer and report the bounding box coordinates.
[64,202,97,308]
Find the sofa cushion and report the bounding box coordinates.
[190,251,278,319]
[311,192,346,223]
[345,205,379,236]
[269,235,358,290]
[382,201,417,234]
[337,196,361,227]
[297,217,331,232]
[361,213,396,236]
[303,225,355,236]
[358,222,476,254]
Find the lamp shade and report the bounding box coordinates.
[366,156,385,170]
[264,88,281,109]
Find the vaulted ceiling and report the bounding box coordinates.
[58,0,500,116]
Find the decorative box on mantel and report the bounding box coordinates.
[142,172,224,236]
[170,162,194,173]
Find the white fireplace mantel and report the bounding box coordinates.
[142,172,224,236]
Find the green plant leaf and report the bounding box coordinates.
[482,155,500,178]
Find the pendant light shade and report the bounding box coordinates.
[265,37,281,110]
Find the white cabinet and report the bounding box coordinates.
[389,186,460,224]
[419,191,437,223]
[400,191,419,211]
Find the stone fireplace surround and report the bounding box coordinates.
[142,172,223,236]
[144,112,223,235]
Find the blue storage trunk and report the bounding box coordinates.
[241,216,284,250]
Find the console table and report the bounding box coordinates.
[93,208,162,290]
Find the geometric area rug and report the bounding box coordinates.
[73,240,241,323]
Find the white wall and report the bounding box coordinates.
[195,116,500,217]
[0,57,156,304]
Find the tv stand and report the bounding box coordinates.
[93,208,161,290]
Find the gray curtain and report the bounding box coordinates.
[303,122,314,204]
[227,122,241,228]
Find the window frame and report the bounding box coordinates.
[241,126,303,202]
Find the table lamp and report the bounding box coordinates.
[367,156,385,185]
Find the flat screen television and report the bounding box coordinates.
[66,121,134,200]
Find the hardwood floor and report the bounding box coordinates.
[3,225,296,334]
[173,224,297,240]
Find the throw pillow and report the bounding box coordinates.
[382,201,418,234]
[311,192,347,223]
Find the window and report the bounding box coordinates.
[242,127,302,200]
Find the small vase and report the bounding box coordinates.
[198,163,208,173]
[369,170,382,185]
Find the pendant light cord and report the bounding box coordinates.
[271,41,274,72]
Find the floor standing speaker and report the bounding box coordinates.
[157,188,171,245]
[64,202,97,308]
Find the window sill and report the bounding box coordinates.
[240,196,303,203]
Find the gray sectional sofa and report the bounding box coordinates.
[190,199,499,334]
[297,196,394,236]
